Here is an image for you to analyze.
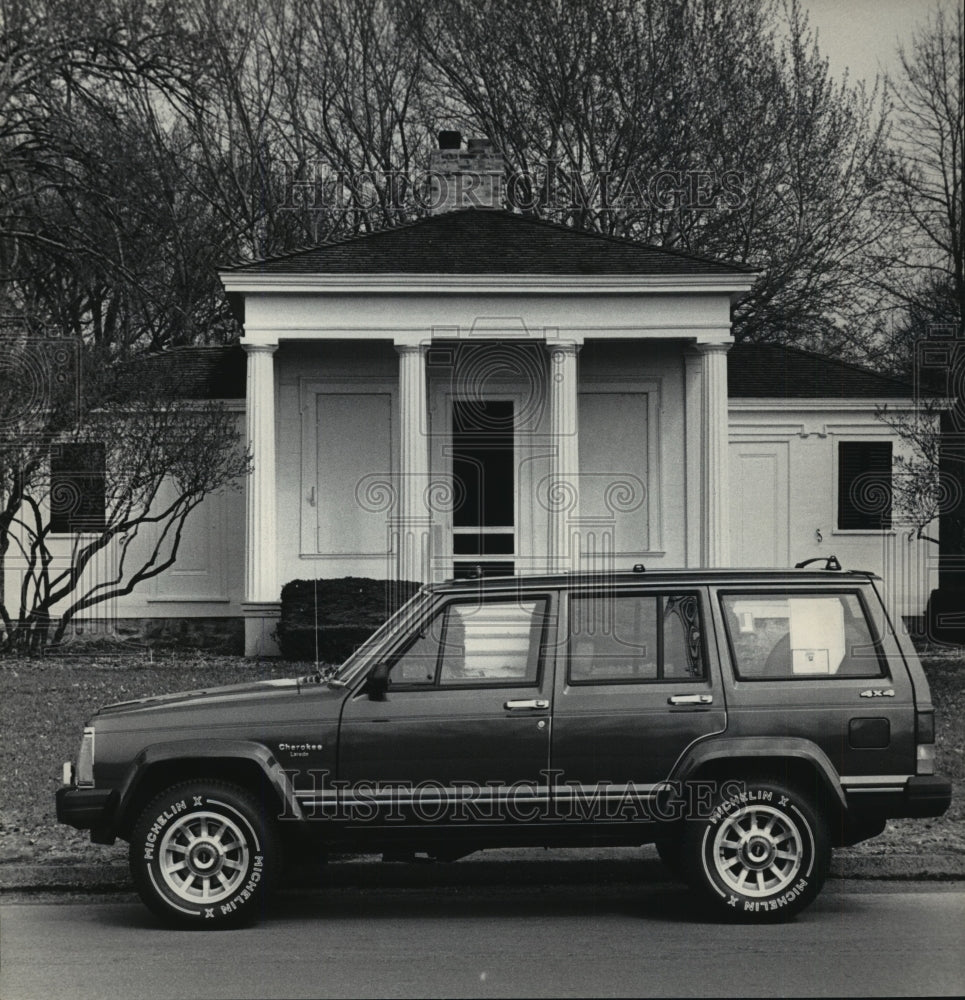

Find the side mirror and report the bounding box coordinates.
[364,662,390,700]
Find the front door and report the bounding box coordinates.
[451,399,516,578]
[337,590,556,824]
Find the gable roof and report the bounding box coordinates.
[220,208,756,277]
[146,342,914,402]
[727,343,915,399]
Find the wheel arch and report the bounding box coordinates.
[672,736,848,838]
[115,741,301,840]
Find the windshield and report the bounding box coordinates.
[332,587,434,684]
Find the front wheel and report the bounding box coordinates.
[129,781,277,928]
[684,779,830,922]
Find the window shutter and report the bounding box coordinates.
[50,443,106,533]
[838,441,892,530]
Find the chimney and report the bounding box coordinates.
[429,131,504,214]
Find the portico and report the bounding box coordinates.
[223,211,753,655]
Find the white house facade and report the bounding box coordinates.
[219,212,755,655]
[4,173,936,655]
[214,203,932,655]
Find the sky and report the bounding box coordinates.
[801,0,956,88]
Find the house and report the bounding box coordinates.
[6,139,938,655]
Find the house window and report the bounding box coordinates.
[837,441,892,530]
[50,443,106,532]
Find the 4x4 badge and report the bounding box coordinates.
[859,688,895,698]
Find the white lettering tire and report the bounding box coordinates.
[130,781,277,929]
[684,780,830,922]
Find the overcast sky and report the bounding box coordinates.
[802,0,956,88]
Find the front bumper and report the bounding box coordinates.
[55,785,118,841]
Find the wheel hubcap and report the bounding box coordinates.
[158,810,250,904]
[712,803,804,897]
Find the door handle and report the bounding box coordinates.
[668,693,713,705]
[504,699,549,711]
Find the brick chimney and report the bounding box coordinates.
[429,132,504,214]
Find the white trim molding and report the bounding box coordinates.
[221,272,757,296]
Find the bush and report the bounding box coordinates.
[276,577,421,663]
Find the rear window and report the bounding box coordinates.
[720,592,884,680]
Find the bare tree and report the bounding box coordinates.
[0,332,250,653]
[0,0,221,351]
[872,7,964,597]
[876,399,961,546]
[880,4,964,337]
[3,0,901,354]
[400,0,891,352]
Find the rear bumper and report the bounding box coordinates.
[844,775,952,819]
[55,786,118,841]
[902,775,953,817]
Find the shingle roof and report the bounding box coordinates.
[119,345,247,399]
[148,342,914,402]
[727,343,914,399]
[221,208,756,277]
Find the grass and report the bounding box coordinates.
[1,647,963,865]
[0,652,303,863]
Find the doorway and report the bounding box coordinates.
[451,400,516,578]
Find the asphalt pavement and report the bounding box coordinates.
[3,883,964,999]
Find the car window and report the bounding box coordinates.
[568,592,705,684]
[392,628,441,684]
[390,597,548,688]
[720,592,883,679]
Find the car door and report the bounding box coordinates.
[337,590,556,824]
[550,586,726,814]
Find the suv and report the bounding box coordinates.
[57,566,951,927]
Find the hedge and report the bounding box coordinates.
[276,576,421,663]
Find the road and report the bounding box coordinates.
[2,881,963,999]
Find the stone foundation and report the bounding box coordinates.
[56,617,245,654]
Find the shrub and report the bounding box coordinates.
[276,577,421,663]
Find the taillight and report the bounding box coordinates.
[76,727,95,786]
[917,710,935,745]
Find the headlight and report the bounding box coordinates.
[76,727,95,786]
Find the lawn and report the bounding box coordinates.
[0,652,303,863]
[1,647,963,865]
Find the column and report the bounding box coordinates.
[684,348,704,567]
[696,341,732,567]
[242,341,280,656]
[396,342,431,584]
[547,341,580,573]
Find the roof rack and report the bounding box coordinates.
[794,555,842,571]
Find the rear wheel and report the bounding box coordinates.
[129,781,277,929]
[684,779,829,922]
